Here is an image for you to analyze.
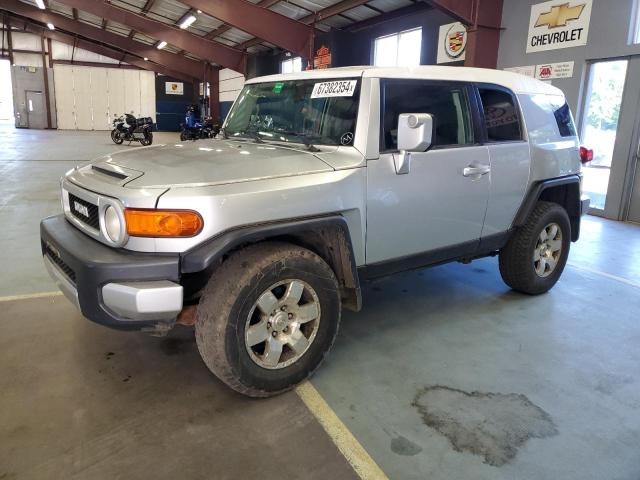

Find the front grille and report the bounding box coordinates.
[43,242,76,284]
[69,193,99,230]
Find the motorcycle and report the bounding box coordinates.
[111,113,154,146]
[179,107,220,141]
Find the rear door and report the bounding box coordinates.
[475,86,531,237]
[366,80,491,264]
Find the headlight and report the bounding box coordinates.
[104,205,123,243]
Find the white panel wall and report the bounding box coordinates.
[53,65,76,129]
[50,41,119,64]
[53,65,156,130]
[219,68,245,103]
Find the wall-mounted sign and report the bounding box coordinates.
[437,22,467,64]
[313,46,332,69]
[165,82,184,95]
[504,61,574,80]
[504,65,536,77]
[526,0,592,53]
[536,61,574,79]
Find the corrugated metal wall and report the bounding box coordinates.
[53,65,155,130]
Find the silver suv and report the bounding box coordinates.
[41,66,591,397]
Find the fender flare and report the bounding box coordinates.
[180,215,362,311]
[513,174,582,241]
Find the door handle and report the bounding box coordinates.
[463,165,491,177]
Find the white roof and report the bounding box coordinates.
[246,65,564,96]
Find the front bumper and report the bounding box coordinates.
[41,215,182,331]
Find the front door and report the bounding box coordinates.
[25,90,46,129]
[366,80,490,264]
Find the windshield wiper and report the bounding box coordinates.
[274,131,323,152]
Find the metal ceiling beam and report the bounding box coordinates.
[6,14,193,82]
[55,0,246,72]
[236,0,373,51]
[1,0,211,80]
[180,0,313,58]
[203,0,281,41]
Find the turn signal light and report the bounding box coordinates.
[125,209,203,237]
[579,146,593,164]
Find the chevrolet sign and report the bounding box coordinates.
[526,0,592,53]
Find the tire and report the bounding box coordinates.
[110,129,124,145]
[179,131,188,141]
[499,201,571,295]
[195,242,341,397]
[140,131,153,146]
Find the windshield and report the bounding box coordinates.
[224,78,360,146]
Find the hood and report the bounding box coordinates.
[96,139,335,189]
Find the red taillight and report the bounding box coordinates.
[579,146,593,164]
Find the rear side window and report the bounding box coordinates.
[381,80,474,151]
[553,102,577,137]
[479,88,523,142]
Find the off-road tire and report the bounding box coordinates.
[499,201,571,295]
[195,242,341,397]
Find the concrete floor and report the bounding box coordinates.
[1,128,640,479]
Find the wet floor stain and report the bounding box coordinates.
[412,386,558,466]
[159,337,194,356]
[105,352,115,360]
[390,436,423,456]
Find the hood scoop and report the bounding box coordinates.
[91,164,129,181]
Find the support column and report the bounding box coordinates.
[40,34,52,129]
[6,16,14,66]
[208,68,220,121]
[463,0,503,69]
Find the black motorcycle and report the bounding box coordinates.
[111,113,154,146]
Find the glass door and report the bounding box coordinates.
[580,60,628,212]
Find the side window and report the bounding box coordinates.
[479,88,523,142]
[553,102,577,137]
[381,81,474,151]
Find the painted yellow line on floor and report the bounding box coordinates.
[0,291,62,302]
[567,263,640,290]
[296,381,389,480]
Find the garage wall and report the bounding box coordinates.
[53,65,156,130]
[497,0,640,116]
[11,66,57,129]
[219,68,245,120]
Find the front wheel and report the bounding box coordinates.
[195,242,341,397]
[140,131,153,146]
[110,129,123,145]
[179,131,188,141]
[499,201,571,295]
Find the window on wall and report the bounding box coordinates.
[381,80,473,151]
[281,57,302,73]
[632,0,640,43]
[373,28,422,67]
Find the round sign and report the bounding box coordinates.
[445,23,467,59]
[340,132,354,145]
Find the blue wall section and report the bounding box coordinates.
[220,101,233,122]
[155,76,194,131]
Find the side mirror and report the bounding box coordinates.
[394,113,434,175]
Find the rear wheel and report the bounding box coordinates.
[110,129,123,145]
[499,201,571,295]
[195,242,341,397]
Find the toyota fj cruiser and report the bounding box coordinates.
[41,66,591,397]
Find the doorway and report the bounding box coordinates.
[580,56,640,221]
[0,59,14,128]
[25,90,46,129]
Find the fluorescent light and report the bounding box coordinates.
[179,14,196,29]
[35,0,46,9]
[156,41,167,50]
[144,57,148,61]
[47,23,55,30]
[197,10,202,14]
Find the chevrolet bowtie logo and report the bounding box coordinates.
[535,3,585,29]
